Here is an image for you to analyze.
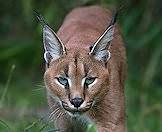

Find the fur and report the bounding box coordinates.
[43,5,127,132]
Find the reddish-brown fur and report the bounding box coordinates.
[44,5,127,132]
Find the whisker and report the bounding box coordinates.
[49,101,61,111]
[31,85,46,94]
[32,88,44,93]
[49,104,57,111]
[55,112,62,122]
[49,108,60,119]
[35,84,46,88]
[51,110,64,123]
[50,107,60,116]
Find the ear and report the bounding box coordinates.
[35,11,66,64]
[43,25,66,63]
[89,11,118,62]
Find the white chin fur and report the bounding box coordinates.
[67,111,81,117]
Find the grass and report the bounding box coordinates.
[0,65,96,131]
[0,0,162,131]
[0,64,16,108]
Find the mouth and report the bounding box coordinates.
[61,101,93,115]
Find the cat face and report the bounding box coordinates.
[44,52,110,115]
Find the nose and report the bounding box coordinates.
[70,97,84,108]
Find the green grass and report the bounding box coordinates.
[0,0,162,131]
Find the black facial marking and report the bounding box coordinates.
[74,54,78,68]
[84,64,88,77]
[74,53,79,75]
[64,47,67,55]
[64,64,69,77]
[84,82,88,89]
[89,44,94,51]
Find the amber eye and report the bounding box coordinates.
[85,77,96,86]
[56,77,69,87]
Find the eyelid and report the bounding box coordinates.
[85,77,97,84]
[87,78,97,87]
[86,76,97,79]
[81,77,97,88]
[55,76,72,88]
[55,76,68,87]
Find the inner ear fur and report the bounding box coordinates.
[89,10,118,63]
[35,11,66,65]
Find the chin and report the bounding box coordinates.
[67,111,82,117]
[61,101,93,117]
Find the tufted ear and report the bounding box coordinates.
[35,11,66,64]
[89,11,118,62]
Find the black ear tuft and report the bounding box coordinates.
[35,11,66,65]
[89,10,119,62]
[34,10,48,27]
[109,10,118,26]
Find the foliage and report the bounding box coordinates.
[0,0,162,131]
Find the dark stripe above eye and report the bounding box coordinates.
[83,64,89,77]
[64,64,69,77]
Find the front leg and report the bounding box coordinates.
[96,123,125,132]
[89,96,126,132]
[96,125,108,132]
[96,122,116,132]
[54,117,74,132]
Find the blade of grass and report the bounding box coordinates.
[0,119,12,131]
[24,116,45,131]
[0,64,15,108]
[143,39,162,87]
[47,128,64,132]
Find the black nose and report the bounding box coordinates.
[70,97,84,108]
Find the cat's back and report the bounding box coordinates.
[57,6,113,49]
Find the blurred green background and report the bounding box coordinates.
[0,0,162,131]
